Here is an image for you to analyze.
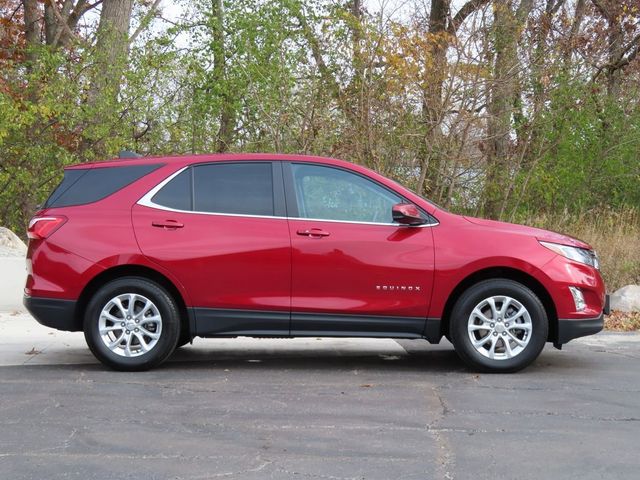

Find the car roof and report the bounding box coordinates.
[62,152,441,215]
[65,153,348,170]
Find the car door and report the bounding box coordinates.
[132,161,291,336]
[284,162,436,337]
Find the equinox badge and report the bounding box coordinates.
[376,285,421,292]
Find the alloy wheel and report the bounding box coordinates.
[98,293,163,357]
[467,295,533,360]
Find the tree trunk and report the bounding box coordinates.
[416,0,448,199]
[87,0,134,106]
[416,0,490,200]
[483,0,531,218]
[604,10,624,101]
[592,1,635,102]
[44,0,80,48]
[44,2,57,45]
[212,0,235,152]
[350,0,371,166]
[563,0,586,68]
[23,0,40,68]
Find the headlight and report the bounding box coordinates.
[539,241,599,269]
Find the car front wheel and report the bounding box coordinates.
[449,279,548,373]
[84,277,180,371]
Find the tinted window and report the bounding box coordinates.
[193,163,274,216]
[44,170,85,207]
[292,164,402,223]
[45,164,162,208]
[151,169,192,211]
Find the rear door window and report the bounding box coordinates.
[192,163,274,216]
[45,164,162,208]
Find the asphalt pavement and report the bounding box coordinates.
[1,312,639,480]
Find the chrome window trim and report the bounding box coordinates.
[137,166,440,228]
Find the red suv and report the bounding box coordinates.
[24,154,608,372]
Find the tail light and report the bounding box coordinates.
[27,216,67,240]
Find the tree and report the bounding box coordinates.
[87,0,134,106]
[211,0,234,152]
[482,0,532,218]
[417,0,491,198]
[592,0,640,100]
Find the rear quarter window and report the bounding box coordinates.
[45,164,162,208]
[150,168,193,211]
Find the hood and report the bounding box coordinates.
[462,216,592,249]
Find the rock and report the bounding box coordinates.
[0,227,27,257]
[0,228,27,311]
[610,285,640,313]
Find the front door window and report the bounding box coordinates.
[291,164,402,224]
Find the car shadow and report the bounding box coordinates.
[159,340,465,373]
[10,338,603,375]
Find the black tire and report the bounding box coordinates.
[84,277,181,371]
[449,279,548,373]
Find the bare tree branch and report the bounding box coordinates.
[293,7,342,102]
[591,0,608,19]
[128,0,162,45]
[614,32,640,69]
[47,0,88,47]
[449,0,490,35]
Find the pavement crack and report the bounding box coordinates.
[62,427,77,449]
[428,385,456,480]
[453,409,640,423]
[593,349,640,360]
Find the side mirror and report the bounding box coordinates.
[392,203,426,226]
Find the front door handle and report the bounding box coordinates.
[297,228,330,238]
[152,220,184,229]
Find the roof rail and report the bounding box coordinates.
[118,150,142,158]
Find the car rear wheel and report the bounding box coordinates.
[449,279,548,373]
[84,277,180,371]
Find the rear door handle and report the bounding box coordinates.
[152,220,184,229]
[297,228,330,238]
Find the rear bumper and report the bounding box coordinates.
[556,314,604,345]
[23,295,80,331]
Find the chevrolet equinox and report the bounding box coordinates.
[24,154,609,371]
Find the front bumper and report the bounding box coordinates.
[541,255,606,319]
[556,314,604,346]
[23,295,80,331]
